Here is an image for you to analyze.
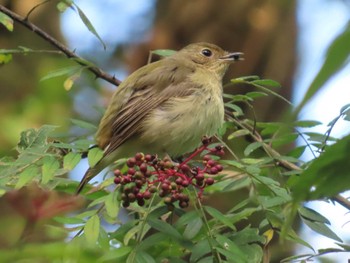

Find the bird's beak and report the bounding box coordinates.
[220,52,244,62]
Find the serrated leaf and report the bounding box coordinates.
[227,129,250,140]
[73,4,106,50]
[18,125,56,150]
[84,214,100,246]
[152,49,176,57]
[71,118,97,131]
[251,79,281,88]
[0,11,13,31]
[88,147,103,167]
[41,156,60,184]
[0,54,12,64]
[15,166,39,189]
[105,191,119,218]
[244,142,263,156]
[204,206,236,230]
[63,152,82,170]
[302,218,342,242]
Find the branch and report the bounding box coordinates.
[227,113,350,211]
[0,5,121,86]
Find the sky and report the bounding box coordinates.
[61,0,350,261]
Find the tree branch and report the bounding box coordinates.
[0,5,122,86]
[227,113,350,212]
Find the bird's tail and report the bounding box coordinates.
[75,167,98,194]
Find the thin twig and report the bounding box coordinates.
[0,5,121,86]
[227,114,350,211]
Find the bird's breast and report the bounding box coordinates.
[140,83,224,157]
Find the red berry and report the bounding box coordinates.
[207,159,216,167]
[203,155,211,161]
[149,186,157,193]
[137,199,145,206]
[196,173,204,181]
[139,163,148,173]
[180,164,190,173]
[205,178,215,185]
[216,164,223,172]
[128,168,136,175]
[135,152,143,161]
[127,157,136,167]
[209,167,218,174]
[161,183,170,191]
[182,180,189,187]
[144,154,153,162]
[179,201,189,208]
[143,191,152,199]
[114,169,121,176]
[114,177,121,184]
[175,177,183,185]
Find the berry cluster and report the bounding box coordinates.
[113,142,224,209]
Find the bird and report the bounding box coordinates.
[76,42,243,194]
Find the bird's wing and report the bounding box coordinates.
[99,59,198,157]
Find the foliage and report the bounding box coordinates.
[1,2,350,263]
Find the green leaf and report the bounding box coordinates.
[244,142,263,156]
[63,152,82,170]
[298,206,330,224]
[54,216,85,225]
[190,239,211,262]
[88,147,104,167]
[98,246,132,261]
[251,79,281,88]
[15,166,39,189]
[56,0,73,12]
[204,206,236,230]
[84,214,100,246]
[133,251,156,263]
[292,134,350,201]
[295,22,350,114]
[17,125,56,151]
[0,54,12,64]
[302,218,342,242]
[0,11,13,31]
[147,217,182,240]
[227,129,250,140]
[152,49,177,57]
[294,120,322,128]
[71,118,97,132]
[231,75,260,82]
[105,191,119,218]
[245,91,268,99]
[183,217,203,239]
[40,66,81,81]
[215,235,247,261]
[73,3,106,50]
[41,156,60,184]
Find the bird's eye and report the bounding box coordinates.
[201,49,212,57]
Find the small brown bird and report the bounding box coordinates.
[76,42,243,194]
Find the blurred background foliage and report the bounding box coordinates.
[0,0,296,155]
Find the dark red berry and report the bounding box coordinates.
[180,164,190,173]
[196,173,204,181]
[139,163,148,173]
[114,169,121,176]
[122,201,130,207]
[128,168,136,175]
[205,178,215,185]
[114,177,121,184]
[207,159,216,167]
[135,152,143,161]
[203,155,211,161]
[216,164,223,172]
[175,177,183,185]
[209,167,218,174]
[161,183,170,191]
[179,201,189,208]
[144,154,153,162]
[126,157,136,167]
[143,191,152,199]
[182,180,189,187]
[137,199,145,206]
[127,193,136,202]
